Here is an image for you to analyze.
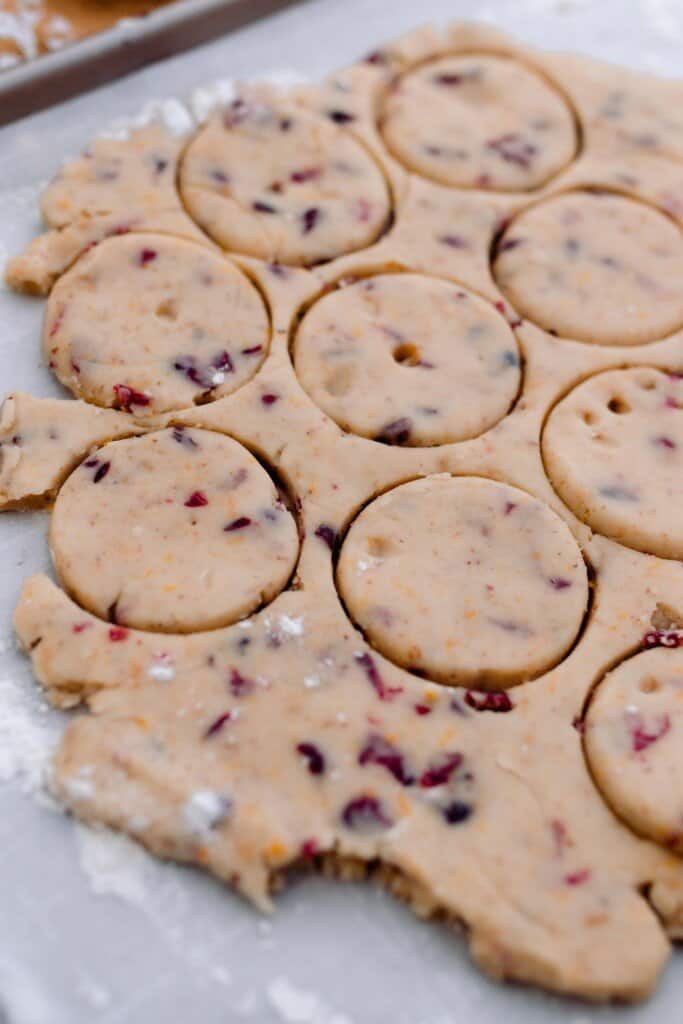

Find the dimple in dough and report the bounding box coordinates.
[44,234,269,417]
[50,428,299,633]
[543,368,683,560]
[495,191,683,345]
[585,647,683,853]
[337,476,589,688]
[180,97,391,265]
[294,275,520,446]
[380,55,576,191]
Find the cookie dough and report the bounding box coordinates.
[44,234,269,416]
[495,191,683,345]
[543,368,683,559]
[293,275,520,446]
[585,647,683,852]
[180,97,391,265]
[381,55,576,191]
[50,428,299,632]
[337,476,588,687]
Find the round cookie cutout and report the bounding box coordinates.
[337,476,588,688]
[44,235,269,417]
[380,55,576,191]
[50,428,299,633]
[543,368,683,559]
[585,647,683,853]
[180,98,391,265]
[293,275,520,446]
[495,192,683,345]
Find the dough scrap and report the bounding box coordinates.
[294,275,520,446]
[50,428,299,632]
[543,368,683,559]
[44,234,269,416]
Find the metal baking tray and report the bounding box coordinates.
[0,0,304,126]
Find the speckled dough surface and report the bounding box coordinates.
[7,20,683,1008]
[294,275,520,446]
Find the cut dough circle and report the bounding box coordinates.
[50,428,299,633]
[180,97,391,265]
[44,234,269,417]
[380,55,576,191]
[585,647,683,853]
[543,368,683,559]
[337,475,588,688]
[495,191,683,345]
[293,274,520,446]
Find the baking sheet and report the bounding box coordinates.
[1,0,683,1021]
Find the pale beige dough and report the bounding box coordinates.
[337,476,588,688]
[543,368,683,559]
[495,191,683,345]
[50,428,299,632]
[381,55,576,191]
[585,647,683,853]
[44,234,269,417]
[180,97,391,265]
[293,275,520,446]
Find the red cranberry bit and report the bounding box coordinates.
[302,207,320,234]
[185,491,208,508]
[113,384,151,411]
[261,393,280,406]
[433,72,466,86]
[628,711,671,753]
[229,668,255,697]
[241,345,264,356]
[365,49,388,66]
[653,435,677,450]
[494,300,523,329]
[375,417,413,446]
[297,741,326,775]
[314,523,337,551]
[354,652,403,701]
[253,200,278,214]
[438,234,468,250]
[414,703,432,716]
[138,248,158,267]
[204,711,232,738]
[572,716,586,736]
[72,621,92,634]
[564,868,591,886]
[442,801,472,825]
[172,426,198,448]
[354,198,372,223]
[486,133,538,169]
[223,97,248,128]
[549,577,572,590]
[93,461,111,484]
[498,238,523,253]
[465,690,514,713]
[108,626,129,642]
[341,795,393,831]
[300,838,319,858]
[551,819,570,855]
[290,167,322,184]
[643,629,683,649]
[153,156,169,175]
[268,263,288,279]
[210,168,230,185]
[358,734,414,786]
[327,109,355,124]
[420,752,463,789]
[225,517,252,532]
[504,501,517,515]
[49,306,65,338]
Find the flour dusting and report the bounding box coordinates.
[75,823,153,906]
[266,976,354,1024]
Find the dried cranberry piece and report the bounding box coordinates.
[442,801,472,825]
[354,652,403,701]
[302,207,320,234]
[327,110,355,124]
[223,98,248,128]
[358,733,414,786]
[375,418,412,445]
[253,200,278,214]
[72,621,92,634]
[153,156,169,175]
[438,234,468,249]
[486,133,538,169]
[297,741,326,775]
[549,577,572,590]
[629,711,670,753]
[261,393,280,406]
[314,523,337,551]
[465,690,514,712]
[108,626,129,642]
[241,345,264,356]
[138,248,158,266]
[185,491,208,508]
[225,517,252,532]
[414,704,432,716]
[229,668,255,697]
[498,238,523,253]
[654,435,677,450]
[205,712,232,738]
[300,838,319,858]
[643,629,683,649]
[172,427,198,448]
[93,461,111,484]
[341,795,393,831]
[290,167,322,183]
[420,752,463,789]
[113,384,151,411]
[564,868,591,886]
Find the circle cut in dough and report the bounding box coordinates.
[180,98,391,265]
[293,275,520,446]
[337,475,588,688]
[44,234,269,417]
[51,428,299,633]
[494,191,683,345]
[380,55,576,191]
[543,368,683,559]
[585,647,683,853]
